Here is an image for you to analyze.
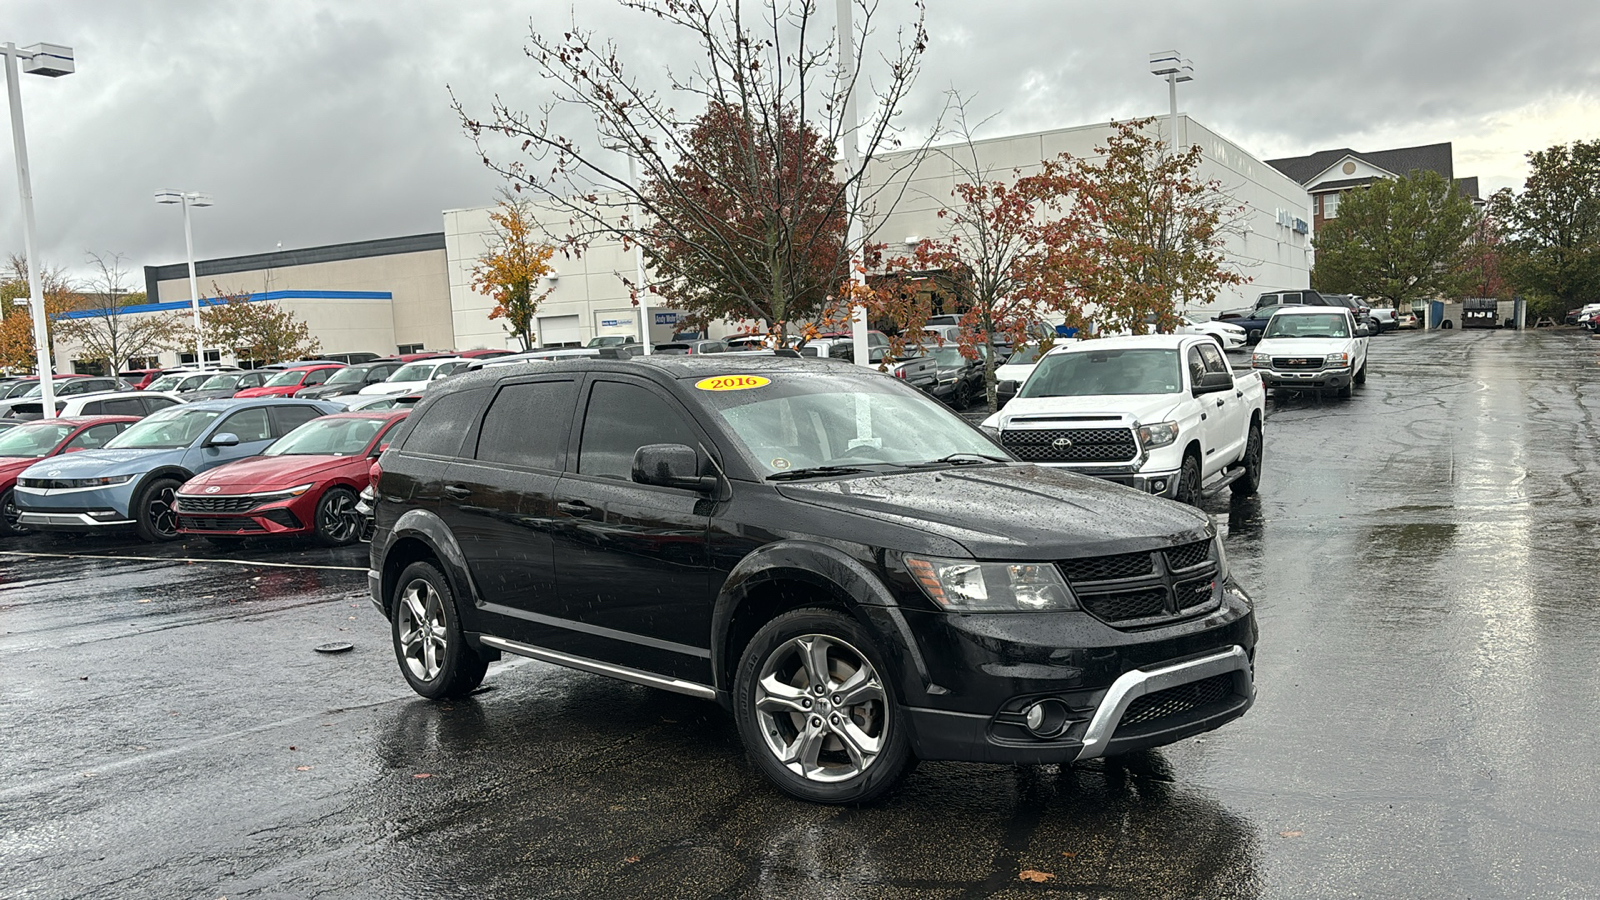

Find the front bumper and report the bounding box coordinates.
[1259,367,1350,389]
[14,483,137,531]
[870,582,1258,765]
[174,493,311,537]
[1096,467,1182,498]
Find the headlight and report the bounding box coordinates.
[979,424,1001,441]
[1136,421,1179,449]
[1214,535,1229,582]
[904,555,1077,612]
[1324,352,1351,368]
[1250,352,1270,368]
[66,474,135,488]
[255,483,316,501]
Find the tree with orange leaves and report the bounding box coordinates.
[0,254,74,373]
[471,195,555,351]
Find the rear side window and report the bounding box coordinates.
[577,380,698,480]
[400,388,489,458]
[142,397,179,414]
[475,380,578,471]
[104,398,147,416]
[271,405,323,436]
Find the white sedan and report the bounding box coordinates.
[1173,314,1247,350]
[357,358,473,396]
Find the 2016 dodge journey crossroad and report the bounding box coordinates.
[368,353,1258,803]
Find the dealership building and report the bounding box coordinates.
[68,115,1311,370]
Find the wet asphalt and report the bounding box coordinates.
[2,328,1598,899]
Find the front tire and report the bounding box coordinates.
[1235,421,1263,496]
[1175,454,1202,505]
[312,486,362,546]
[390,561,487,700]
[734,608,912,804]
[1354,364,1367,385]
[0,488,27,536]
[134,477,183,542]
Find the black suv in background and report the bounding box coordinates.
[368,354,1258,803]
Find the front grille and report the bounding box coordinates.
[20,477,73,490]
[1175,578,1215,610]
[1164,539,1212,571]
[1118,673,1235,729]
[178,515,264,532]
[176,495,260,513]
[1080,588,1167,623]
[1059,551,1154,583]
[1271,357,1323,370]
[1001,427,1138,463]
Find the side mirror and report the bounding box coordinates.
[1193,371,1234,395]
[1355,324,1371,337]
[208,432,240,447]
[371,441,391,458]
[632,443,717,492]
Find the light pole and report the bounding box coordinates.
[154,189,213,366]
[3,40,74,418]
[837,0,870,367]
[1148,51,1194,153]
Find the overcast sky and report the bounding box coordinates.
[5,0,1599,284]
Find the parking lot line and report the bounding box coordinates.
[0,550,367,573]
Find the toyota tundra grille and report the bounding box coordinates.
[1000,427,1139,463]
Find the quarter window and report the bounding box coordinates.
[577,381,698,481]
[476,380,578,471]
[400,388,489,457]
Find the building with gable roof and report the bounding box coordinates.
[1265,142,1481,233]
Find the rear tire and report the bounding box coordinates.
[390,561,487,700]
[734,608,913,804]
[134,477,184,543]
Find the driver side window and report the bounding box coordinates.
[1186,348,1207,386]
[216,408,273,442]
[577,381,698,481]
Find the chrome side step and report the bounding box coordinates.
[478,636,717,700]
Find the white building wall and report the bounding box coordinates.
[445,204,682,349]
[865,116,1313,316]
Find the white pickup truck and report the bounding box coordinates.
[980,334,1265,503]
[1249,305,1370,398]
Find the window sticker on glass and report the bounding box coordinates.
[695,375,771,392]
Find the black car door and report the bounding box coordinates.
[438,375,580,645]
[548,375,715,682]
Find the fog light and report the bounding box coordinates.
[1022,698,1071,738]
[1151,479,1167,493]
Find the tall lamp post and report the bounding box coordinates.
[3,40,74,419]
[1148,51,1194,153]
[154,190,213,366]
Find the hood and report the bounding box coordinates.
[994,362,1037,382]
[0,455,42,485]
[298,384,357,399]
[186,389,237,402]
[182,454,355,492]
[19,447,184,480]
[1254,337,1353,357]
[358,382,419,396]
[776,464,1210,559]
[985,392,1184,428]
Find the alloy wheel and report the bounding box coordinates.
[397,578,448,683]
[1,491,24,533]
[149,486,178,537]
[754,634,889,783]
[319,491,360,543]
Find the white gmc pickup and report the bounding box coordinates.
[981,334,1266,503]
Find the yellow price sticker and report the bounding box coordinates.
[694,375,771,392]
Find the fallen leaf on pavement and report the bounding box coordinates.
[1279,830,1303,838]
[1018,870,1055,883]
[414,773,432,779]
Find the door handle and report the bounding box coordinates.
[1235,390,1244,398]
[557,500,593,517]
[443,484,471,500]
[1215,398,1225,407]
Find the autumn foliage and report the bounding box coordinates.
[471,196,556,350]
[0,255,73,373]
[202,288,321,364]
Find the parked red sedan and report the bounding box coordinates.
[233,363,345,399]
[0,415,140,535]
[174,411,406,546]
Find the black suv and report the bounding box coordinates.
[368,354,1258,803]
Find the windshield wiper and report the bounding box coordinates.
[766,465,871,481]
[904,452,1009,467]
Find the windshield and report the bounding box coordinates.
[145,375,184,392]
[179,374,212,390]
[325,367,370,385]
[931,346,969,366]
[199,374,241,390]
[18,380,75,399]
[1020,348,1182,398]
[697,373,1005,477]
[0,422,75,457]
[105,408,222,450]
[265,416,389,456]
[265,370,309,387]
[586,336,632,348]
[388,363,437,382]
[1263,313,1350,340]
[1002,344,1052,365]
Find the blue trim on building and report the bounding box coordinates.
[58,289,392,320]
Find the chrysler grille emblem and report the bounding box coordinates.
[1051,437,1074,451]
[204,486,222,494]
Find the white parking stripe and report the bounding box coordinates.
[0,550,367,572]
